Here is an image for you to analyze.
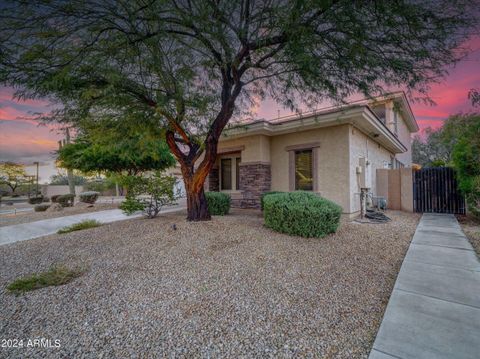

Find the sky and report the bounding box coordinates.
[1,37,479,183]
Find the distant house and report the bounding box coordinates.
[205,92,419,214]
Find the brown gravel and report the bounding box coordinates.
[457,215,480,256]
[0,203,120,227]
[0,209,420,358]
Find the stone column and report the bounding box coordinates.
[238,162,271,208]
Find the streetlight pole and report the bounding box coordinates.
[33,161,39,195]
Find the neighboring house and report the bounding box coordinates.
[204,92,419,215]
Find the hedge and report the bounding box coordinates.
[57,194,75,207]
[263,191,342,238]
[51,194,62,203]
[28,196,44,205]
[260,191,284,211]
[79,191,99,204]
[34,204,51,212]
[205,192,231,215]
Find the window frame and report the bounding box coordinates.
[286,143,319,192]
[219,154,242,192]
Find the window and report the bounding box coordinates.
[220,155,241,191]
[235,157,241,190]
[221,158,232,190]
[295,149,313,191]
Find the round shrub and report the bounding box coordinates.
[28,196,44,204]
[34,204,51,212]
[79,191,99,204]
[57,194,75,207]
[42,196,50,203]
[260,191,284,211]
[263,191,342,238]
[205,192,231,215]
[51,194,62,203]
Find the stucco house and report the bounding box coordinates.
[204,92,419,215]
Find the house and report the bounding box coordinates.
[205,92,419,215]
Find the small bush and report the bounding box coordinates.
[57,194,75,207]
[34,204,50,212]
[42,196,50,202]
[28,196,44,204]
[57,219,101,234]
[6,265,84,294]
[79,191,99,204]
[205,192,231,215]
[51,194,62,203]
[263,191,342,238]
[260,191,284,211]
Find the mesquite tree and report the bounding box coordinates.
[0,0,476,220]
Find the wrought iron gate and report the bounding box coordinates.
[413,167,466,214]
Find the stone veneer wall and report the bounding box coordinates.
[238,163,271,208]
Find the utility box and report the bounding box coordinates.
[358,157,372,189]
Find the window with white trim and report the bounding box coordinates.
[220,155,241,191]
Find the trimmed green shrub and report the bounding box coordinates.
[79,191,99,204]
[42,196,50,202]
[51,194,62,203]
[263,191,342,238]
[34,204,50,212]
[205,192,231,215]
[28,196,43,204]
[57,220,101,234]
[57,194,75,207]
[260,191,284,211]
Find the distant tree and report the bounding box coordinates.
[468,88,480,107]
[1,1,476,220]
[49,174,87,186]
[0,162,27,193]
[442,113,480,216]
[57,120,175,176]
[412,128,453,167]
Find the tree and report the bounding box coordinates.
[0,1,476,220]
[0,162,27,193]
[49,174,87,186]
[412,127,453,167]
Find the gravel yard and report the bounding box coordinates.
[0,209,419,358]
[457,215,480,256]
[0,203,120,227]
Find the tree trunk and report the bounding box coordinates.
[184,178,211,221]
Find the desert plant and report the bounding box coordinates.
[57,194,75,207]
[42,196,50,202]
[57,219,101,234]
[205,192,231,215]
[263,192,342,238]
[6,265,84,294]
[260,191,284,211]
[120,173,178,219]
[79,191,99,204]
[51,194,61,203]
[34,204,50,212]
[28,196,44,204]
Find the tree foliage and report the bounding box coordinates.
[0,0,476,220]
[412,128,453,167]
[0,162,28,193]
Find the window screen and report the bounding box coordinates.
[221,158,232,190]
[295,150,313,191]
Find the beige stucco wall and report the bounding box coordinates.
[349,126,393,213]
[269,125,351,211]
[395,112,412,166]
[218,135,270,163]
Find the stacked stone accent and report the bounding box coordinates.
[208,167,219,192]
[238,163,271,208]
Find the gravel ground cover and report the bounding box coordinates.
[0,203,119,227]
[457,215,480,256]
[0,210,419,358]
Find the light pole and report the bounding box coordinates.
[33,161,39,196]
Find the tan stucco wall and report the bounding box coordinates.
[269,125,351,211]
[395,112,412,166]
[349,126,393,213]
[218,135,270,163]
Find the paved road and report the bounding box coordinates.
[370,213,480,359]
[0,206,185,246]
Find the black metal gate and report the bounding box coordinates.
[413,167,465,214]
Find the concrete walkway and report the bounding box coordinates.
[370,213,480,359]
[0,206,185,246]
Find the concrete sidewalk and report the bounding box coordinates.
[0,206,185,246]
[370,213,480,359]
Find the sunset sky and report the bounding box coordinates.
[0,36,479,182]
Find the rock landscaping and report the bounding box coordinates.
[0,209,419,358]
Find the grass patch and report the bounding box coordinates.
[6,265,84,294]
[57,219,101,234]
